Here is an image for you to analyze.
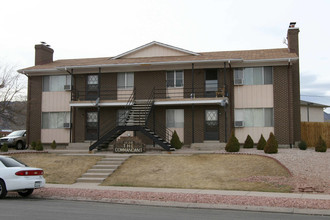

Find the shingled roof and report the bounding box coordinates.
[19,47,298,72]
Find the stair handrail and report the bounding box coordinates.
[123,87,136,125]
[144,87,155,125]
[146,119,174,145]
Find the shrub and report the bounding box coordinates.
[257,134,266,150]
[35,141,44,151]
[51,140,57,150]
[243,135,254,148]
[31,141,37,150]
[315,136,327,152]
[264,132,278,154]
[225,131,240,152]
[1,143,8,152]
[298,140,307,150]
[170,130,183,149]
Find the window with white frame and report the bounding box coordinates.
[117,72,134,89]
[166,109,184,128]
[234,67,272,85]
[166,70,184,88]
[43,75,71,92]
[234,108,273,127]
[42,112,70,129]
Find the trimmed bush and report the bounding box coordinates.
[298,140,307,150]
[257,134,266,150]
[1,143,8,152]
[225,131,240,152]
[51,140,57,150]
[35,141,44,151]
[264,132,278,154]
[315,136,327,152]
[170,130,183,149]
[243,135,254,148]
[31,141,37,150]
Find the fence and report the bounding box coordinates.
[301,122,330,148]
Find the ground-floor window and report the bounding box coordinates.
[234,108,273,127]
[166,109,184,128]
[42,112,70,129]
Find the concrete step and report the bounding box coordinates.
[82,173,110,178]
[105,156,130,160]
[92,164,119,169]
[87,169,115,173]
[76,177,105,183]
[97,161,122,165]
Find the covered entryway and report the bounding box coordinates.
[86,111,98,140]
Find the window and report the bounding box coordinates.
[42,112,70,129]
[166,109,184,128]
[87,75,98,90]
[166,70,184,88]
[234,67,273,85]
[43,75,71,92]
[234,108,273,127]
[117,109,129,125]
[118,72,134,89]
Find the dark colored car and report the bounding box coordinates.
[0,130,27,150]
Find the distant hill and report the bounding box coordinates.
[324,112,330,122]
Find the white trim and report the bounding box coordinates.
[111,41,200,59]
[69,98,228,107]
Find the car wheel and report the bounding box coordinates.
[0,180,8,199]
[16,141,24,150]
[18,189,34,197]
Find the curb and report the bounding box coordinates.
[33,195,330,216]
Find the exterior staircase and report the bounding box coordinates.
[89,89,173,152]
[76,155,130,183]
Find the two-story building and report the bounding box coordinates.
[19,22,301,151]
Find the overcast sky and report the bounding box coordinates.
[1,0,330,109]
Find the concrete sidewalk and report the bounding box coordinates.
[42,183,330,216]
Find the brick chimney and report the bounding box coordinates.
[287,22,300,55]
[35,43,54,65]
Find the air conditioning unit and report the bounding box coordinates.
[234,78,244,85]
[64,85,72,91]
[63,123,71,128]
[234,121,245,127]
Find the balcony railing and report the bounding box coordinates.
[71,84,226,102]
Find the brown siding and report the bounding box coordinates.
[27,76,42,144]
[73,107,86,142]
[101,72,117,100]
[135,71,166,99]
[273,66,290,144]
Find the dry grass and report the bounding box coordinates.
[12,154,103,184]
[102,154,292,192]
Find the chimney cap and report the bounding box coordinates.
[289,22,296,28]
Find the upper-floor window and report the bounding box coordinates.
[43,75,71,92]
[166,70,184,88]
[234,67,272,85]
[118,72,134,89]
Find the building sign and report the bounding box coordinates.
[114,136,146,153]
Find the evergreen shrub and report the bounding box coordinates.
[243,135,254,148]
[264,132,278,154]
[315,136,327,152]
[225,131,240,152]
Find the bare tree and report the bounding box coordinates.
[0,64,26,129]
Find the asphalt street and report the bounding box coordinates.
[0,198,328,220]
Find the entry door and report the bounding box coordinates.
[205,110,219,140]
[85,111,98,140]
[205,69,218,97]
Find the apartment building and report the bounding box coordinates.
[19,22,301,151]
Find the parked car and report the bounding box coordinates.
[0,155,45,199]
[0,130,27,150]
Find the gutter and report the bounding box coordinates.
[18,57,298,73]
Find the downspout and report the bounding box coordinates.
[97,67,101,141]
[224,62,227,142]
[24,71,31,147]
[287,60,293,148]
[191,63,195,144]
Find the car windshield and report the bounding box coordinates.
[0,157,27,167]
[7,130,25,137]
